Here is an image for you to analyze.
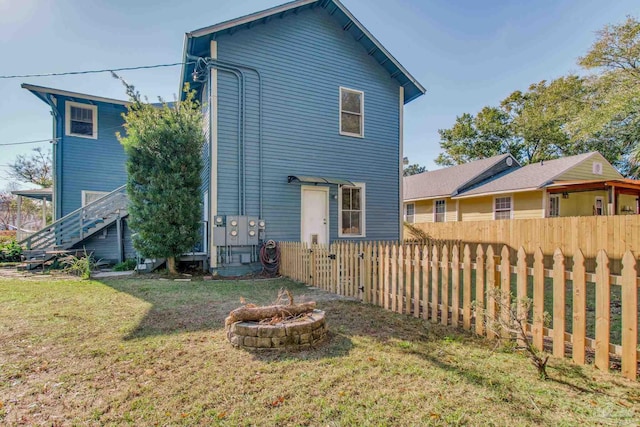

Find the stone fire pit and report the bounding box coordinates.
[226,309,327,350]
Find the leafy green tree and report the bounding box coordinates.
[436,106,521,166]
[573,16,640,174]
[403,163,427,176]
[435,17,640,175]
[9,147,52,187]
[116,80,204,275]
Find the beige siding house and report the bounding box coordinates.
[404,152,640,223]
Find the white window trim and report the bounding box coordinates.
[339,86,364,138]
[549,194,561,217]
[81,190,109,207]
[66,101,98,139]
[404,203,415,224]
[493,195,513,220]
[338,182,366,238]
[433,199,446,223]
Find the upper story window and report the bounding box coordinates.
[339,183,366,237]
[434,199,446,222]
[339,87,364,138]
[66,101,97,139]
[405,203,415,224]
[494,196,512,220]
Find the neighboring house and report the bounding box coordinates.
[404,152,640,223]
[19,0,425,271]
[181,0,424,269]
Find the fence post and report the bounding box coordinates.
[595,249,610,372]
[397,245,404,314]
[532,247,545,351]
[500,246,511,339]
[431,245,439,323]
[413,245,420,318]
[552,248,566,358]
[475,245,485,336]
[572,249,586,366]
[441,244,450,326]
[451,244,460,327]
[311,244,318,286]
[422,245,430,321]
[621,250,638,380]
[486,246,497,339]
[384,243,390,310]
[516,247,527,348]
[462,244,472,330]
[405,244,412,314]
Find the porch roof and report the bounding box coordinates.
[11,188,53,202]
[546,179,640,194]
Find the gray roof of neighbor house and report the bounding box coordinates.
[455,152,605,198]
[404,153,514,201]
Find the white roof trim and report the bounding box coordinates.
[452,187,541,200]
[22,83,130,106]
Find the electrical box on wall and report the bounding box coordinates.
[247,216,259,245]
[226,216,240,245]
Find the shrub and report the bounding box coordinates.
[60,250,98,279]
[113,259,137,271]
[0,239,23,262]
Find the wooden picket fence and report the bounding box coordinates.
[279,241,640,381]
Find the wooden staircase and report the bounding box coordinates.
[19,185,128,269]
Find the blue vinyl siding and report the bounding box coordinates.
[213,6,401,241]
[55,97,127,217]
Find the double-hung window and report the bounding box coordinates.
[434,199,446,222]
[405,203,415,223]
[66,101,97,139]
[339,183,366,237]
[494,196,512,220]
[339,87,364,137]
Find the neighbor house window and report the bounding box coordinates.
[66,101,97,139]
[434,199,446,222]
[339,183,365,237]
[82,190,109,206]
[549,195,560,217]
[339,87,364,137]
[594,197,604,215]
[405,203,415,223]
[494,196,512,220]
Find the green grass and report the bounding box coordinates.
[1,276,639,426]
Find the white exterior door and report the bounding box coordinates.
[301,187,328,245]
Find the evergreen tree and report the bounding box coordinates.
[116,79,204,274]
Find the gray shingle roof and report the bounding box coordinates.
[456,152,599,197]
[404,154,512,200]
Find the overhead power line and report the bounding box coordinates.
[0,138,57,147]
[0,62,192,79]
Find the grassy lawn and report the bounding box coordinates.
[1,276,639,426]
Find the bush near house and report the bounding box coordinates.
[0,239,22,262]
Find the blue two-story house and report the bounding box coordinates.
[20,0,425,272]
[182,0,424,268]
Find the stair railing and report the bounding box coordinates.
[20,185,128,250]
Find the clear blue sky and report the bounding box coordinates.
[1,0,638,188]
